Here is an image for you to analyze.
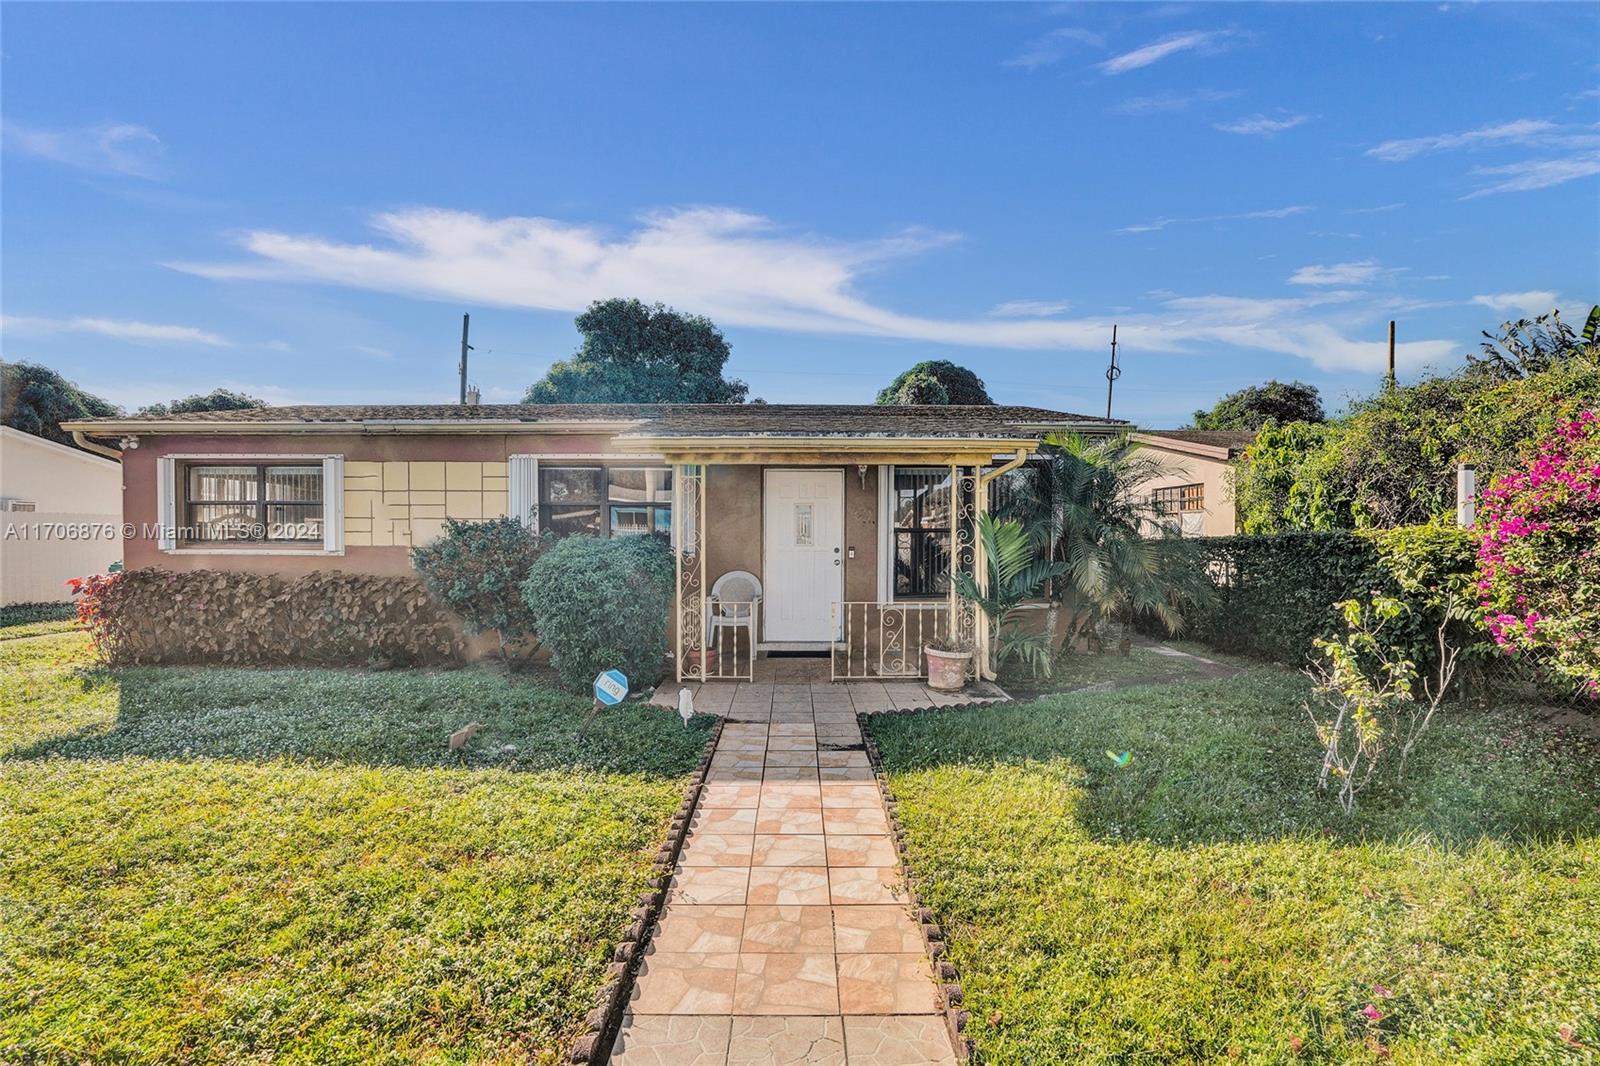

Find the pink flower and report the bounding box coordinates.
[1373,984,1393,998]
[1362,1004,1384,1022]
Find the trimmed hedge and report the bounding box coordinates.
[522,535,675,693]
[85,568,462,667]
[1175,526,1481,667]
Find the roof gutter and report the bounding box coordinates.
[71,430,124,460]
[58,418,644,436]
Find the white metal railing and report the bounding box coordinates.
[831,601,951,680]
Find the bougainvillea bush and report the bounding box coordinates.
[1476,411,1600,697]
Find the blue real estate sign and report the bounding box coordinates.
[593,669,629,706]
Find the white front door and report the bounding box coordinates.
[763,469,844,642]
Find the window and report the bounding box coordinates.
[1150,483,1205,514]
[893,467,953,598]
[183,463,323,543]
[540,464,672,538]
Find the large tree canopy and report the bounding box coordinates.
[138,389,267,417]
[1232,306,1600,532]
[523,299,749,404]
[876,360,993,405]
[1191,379,1325,430]
[1,361,120,450]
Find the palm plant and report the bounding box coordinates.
[996,432,1211,655]
[952,513,1065,677]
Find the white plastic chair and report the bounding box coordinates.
[708,570,762,642]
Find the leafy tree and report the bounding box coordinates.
[1469,306,1597,381]
[1232,421,1345,533]
[0,360,120,450]
[137,389,266,417]
[1191,379,1325,430]
[1002,433,1210,655]
[876,360,993,405]
[952,514,1063,677]
[524,298,748,404]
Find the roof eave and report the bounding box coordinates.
[1128,432,1235,461]
[58,418,645,436]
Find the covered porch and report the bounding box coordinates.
[646,652,1011,714]
[627,427,1038,686]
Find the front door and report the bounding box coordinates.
[763,469,844,642]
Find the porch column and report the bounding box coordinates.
[947,463,980,679]
[674,463,708,682]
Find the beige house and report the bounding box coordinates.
[1128,429,1255,537]
[1,426,124,604]
[64,403,1125,681]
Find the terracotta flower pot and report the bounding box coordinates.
[925,646,970,691]
[687,648,719,676]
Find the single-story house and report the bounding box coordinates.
[63,403,1125,681]
[1127,429,1256,537]
[1,425,123,605]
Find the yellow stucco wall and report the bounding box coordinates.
[342,461,509,547]
[1129,449,1238,536]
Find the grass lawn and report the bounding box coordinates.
[0,633,713,1066]
[0,602,80,640]
[867,668,1600,1065]
[999,641,1242,698]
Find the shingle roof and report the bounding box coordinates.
[1133,428,1257,457]
[70,403,1125,439]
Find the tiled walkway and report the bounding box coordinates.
[613,667,961,1065]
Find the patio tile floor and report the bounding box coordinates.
[616,656,966,1065]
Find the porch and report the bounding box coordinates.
[647,654,1010,716]
[636,428,1038,686]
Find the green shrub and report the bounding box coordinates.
[1174,527,1483,669]
[0,602,76,629]
[521,535,675,693]
[82,568,461,667]
[411,517,549,656]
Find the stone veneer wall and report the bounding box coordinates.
[343,460,509,547]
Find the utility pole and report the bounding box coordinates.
[458,313,473,405]
[1386,320,1396,389]
[1105,323,1121,420]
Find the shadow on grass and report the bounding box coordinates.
[868,669,1600,848]
[9,661,714,778]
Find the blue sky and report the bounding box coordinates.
[3,2,1597,426]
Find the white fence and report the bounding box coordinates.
[0,512,123,605]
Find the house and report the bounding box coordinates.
[1,426,124,605]
[62,403,1124,679]
[1127,429,1256,537]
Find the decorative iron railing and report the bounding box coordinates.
[831,601,951,680]
[701,598,760,681]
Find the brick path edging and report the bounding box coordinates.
[858,703,987,1064]
[566,717,726,1065]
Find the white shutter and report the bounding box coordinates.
[157,456,177,550]
[877,465,893,602]
[508,456,538,530]
[322,455,345,553]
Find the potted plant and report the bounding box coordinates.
[687,647,719,675]
[924,634,972,691]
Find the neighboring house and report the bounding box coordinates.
[0,426,124,604]
[1128,429,1256,538]
[64,403,1125,679]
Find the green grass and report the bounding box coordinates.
[0,602,80,640]
[1000,643,1240,696]
[867,669,1600,1065]
[0,633,714,1066]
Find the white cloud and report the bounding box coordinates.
[1098,31,1228,75]
[1345,202,1406,214]
[1470,291,1559,316]
[1118,204,1311,234]
[1005,27,1104,69]
[1,120,165,179]
[1108,88,1237,115]
[1287,260,1384,286]
[989,299,1070,317]
[169,203,1450,375]
[1213,113,1310,136]
[1,314,227,346]
[1365,119,1560,162]
[1462,154,1600,197]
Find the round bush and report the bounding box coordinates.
[1476,411,1600,697]
[521,535,675,693]
[412,517,549,655]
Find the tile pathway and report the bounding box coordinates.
[613,667,961,1065]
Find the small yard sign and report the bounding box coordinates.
[593,669,629,706]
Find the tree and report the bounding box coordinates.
[952,514,1063,677]
[876,360,993,405]
[1469,305,1597,381]
[1191,379,1325,430]
[1002,433,1210,655]
[0,361,120,450]
[523,298,749,404]
[137,389,266,417]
